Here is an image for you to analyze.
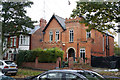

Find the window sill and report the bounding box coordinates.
[69,42,73,43]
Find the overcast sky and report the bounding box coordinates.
[26,0,119,43]
[26,0,78,24]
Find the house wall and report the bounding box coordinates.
[43,18,64,42]
[31,18,47,50]
[31,16,114,64]
[5,34,30,60]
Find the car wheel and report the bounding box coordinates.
[11,73,16,76]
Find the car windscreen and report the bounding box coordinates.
[77,72,104,80]
[5,61,14,64]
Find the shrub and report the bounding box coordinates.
[17,48,64,66]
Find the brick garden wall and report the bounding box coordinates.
[21,57,61,70]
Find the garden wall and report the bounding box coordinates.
[21,57,61,70]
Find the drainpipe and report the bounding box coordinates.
[43,32,45,48]
[106,34,108,56]
[77,43,79,61]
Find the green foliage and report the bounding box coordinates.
[71,1,120,32]
[114,47,120,56]
[2,1,37,45]
[17,48,64,66]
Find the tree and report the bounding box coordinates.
[1,1,36,59]
[2,1,36,37]
[71,1,120,32]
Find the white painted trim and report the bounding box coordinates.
[80,48,86,58]
[66,47,76,58]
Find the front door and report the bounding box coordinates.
[80,48,85,63]
[68,48,75,61]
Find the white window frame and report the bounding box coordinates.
[19,35,28,45]
[86,31,91,39]
[10,38,13,47]
[49,31,53,42]
[69,29,74,42]
[14,38,16,47]
[55,30,59,41]
[80,48,85,58]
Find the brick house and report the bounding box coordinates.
[3,23,41,60]
[31,14,114,63]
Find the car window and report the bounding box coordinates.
[0,62,3,66]
[65,73,82,80]
[5,61,14,64]
[78,72,104,80]
[78,72,97,80]
[40,72,63,80]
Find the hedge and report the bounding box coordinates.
[17,48,64,66]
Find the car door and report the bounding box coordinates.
[39,72,63,80]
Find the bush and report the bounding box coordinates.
[17,48,64,66]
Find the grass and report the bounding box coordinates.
[17,69,44,76]
[98,71,120,77]
[11,68,44,78]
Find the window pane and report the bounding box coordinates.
[70,30,74,42]
[10,38,13,47]
[14,38,16,47]
[49,31,53,42]
[65,73,82,80]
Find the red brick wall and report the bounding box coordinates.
[31,16,114,64]
[31,28,43,50]
[31,18,46,50]
[22,62,56,70]
[43,18,63,42]
[21,57,61,70]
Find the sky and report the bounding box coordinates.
[26,0,119,44]
[26,0,79,23]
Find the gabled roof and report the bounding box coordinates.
[43,14,66,32]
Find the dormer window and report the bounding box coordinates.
[49,31,53,42]
[86,31,91,38]
[69,29,74,42]
[55,30,59,41]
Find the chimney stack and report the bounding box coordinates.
[40,18,47,29]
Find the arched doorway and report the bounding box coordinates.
[68,48,75,61]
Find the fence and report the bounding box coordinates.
[91,55,120,68]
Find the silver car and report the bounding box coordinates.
[0,60,18,76]
[25,69,107,80]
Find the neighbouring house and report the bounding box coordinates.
[31,14,114,64]
[3,18,46,60]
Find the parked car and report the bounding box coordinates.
[0,70,16,80]
[0,60,18,76]
[24,69,106,80]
